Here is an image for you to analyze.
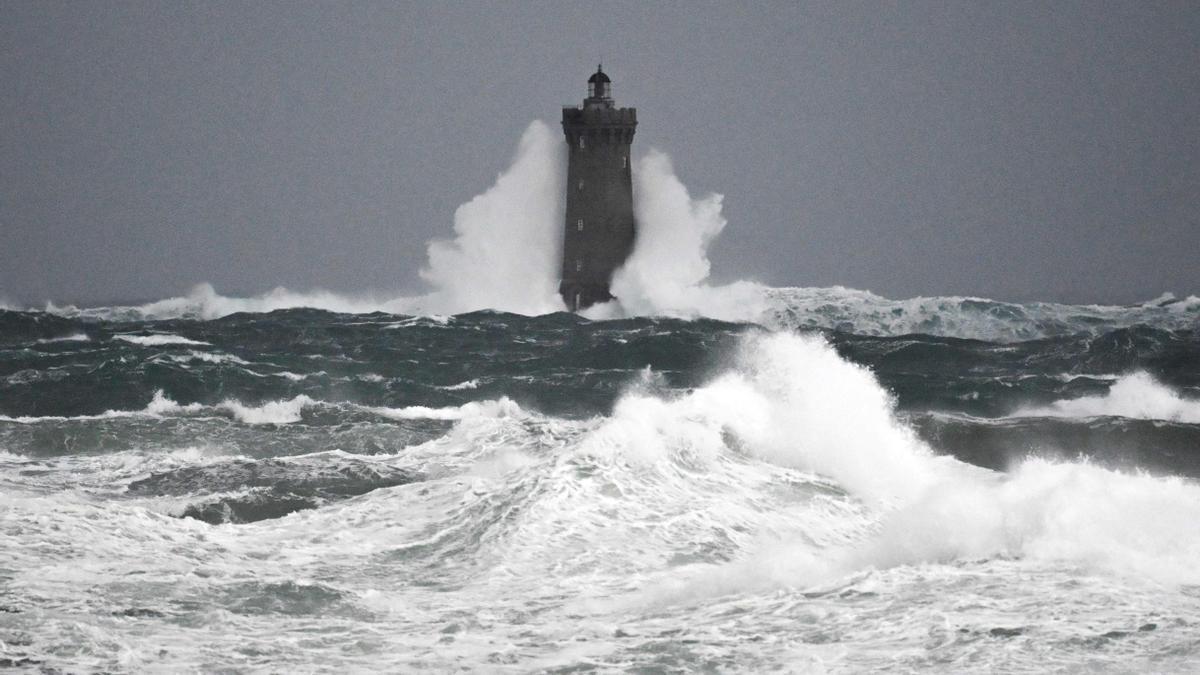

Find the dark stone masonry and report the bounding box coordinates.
[559,66,637,311]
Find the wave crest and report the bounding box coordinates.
[1015,371,1200,423]
[580,332,1200,588]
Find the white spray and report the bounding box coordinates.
[600,150,767,321]
[413,125,763,319]
[409,121,567,315]
[37,121,761,322]
[1015,371,1200,423]
[578,332,1200,592]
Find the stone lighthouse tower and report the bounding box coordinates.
[559,65,638,311]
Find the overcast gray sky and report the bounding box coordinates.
[2,1,1198,306]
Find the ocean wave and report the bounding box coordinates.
[577,332,940,505]
[162,351,252,366]
[0,445,235,494]
[0,390,297,425]
[0,389,524,426]
[39,283,412,322]
[35,333,91,344]
[0,390,205,423]
[275,370,327,381]
[908,412,1200,478]
[23,284,1196,343]
[127,453,422,524]
[764,286,1200,340]
[219,395,315,425]
[4,368,70,386]
[4,333,1199,592]
[366,398,524,422]
[1013,371,1200,423]
[567,332,1200,588]
[114,333,210,347]
[4,330,1200,672]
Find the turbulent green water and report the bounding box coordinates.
[2,291,1199,671]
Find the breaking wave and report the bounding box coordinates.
[36,333,91,344]
[582,332,1200,587]
[17,331,1192,587]
[32,283,1196,342]
[114,333,210,347]
[0,389,522,426]
[219,395,315,425]
[764,286,1200,340]
[366,398,523,422]
[4,324,1200,670]
[1015,371,1200,423]
[44,284,411,322]
[0,390,202,424]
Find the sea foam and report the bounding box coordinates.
[114,334,210,347]
[368,397,523,422]
[1014,371,1200,423]
[587,332,1200,590]
[36,333,91,344]
[217,395,315,425]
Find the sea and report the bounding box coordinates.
[2,286,1199,672]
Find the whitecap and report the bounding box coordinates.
[1013,371,1200,423]
[36,333,91,344]
[216,395,316,425]
[163,351,251,366]
[367,397,523,421]
[114,334,210,347]
[578,332,1200,592]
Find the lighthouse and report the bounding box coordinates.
[559,65,638,311]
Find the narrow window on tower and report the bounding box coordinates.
[578,179,584,191]
[575,259,583,272]
[579,136,585,149]
[622,155,627,168]
[577,219,584,232]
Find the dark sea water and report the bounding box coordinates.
[2,289,1199,672]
